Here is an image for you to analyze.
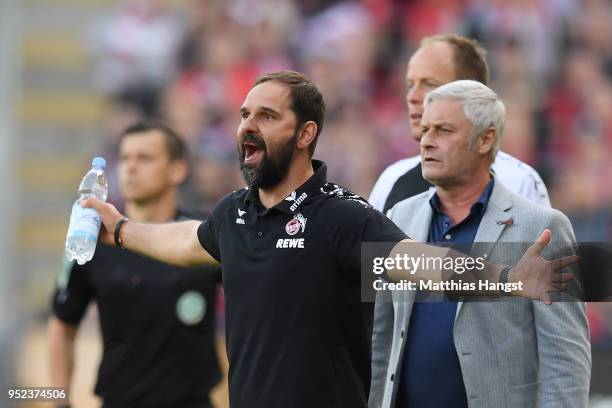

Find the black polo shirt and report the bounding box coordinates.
[52,211,221,408]
[197,160,407,408]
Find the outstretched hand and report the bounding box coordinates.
[511,229,579,304]
[80,198,124,246]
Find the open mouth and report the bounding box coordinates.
[242,141,264,165]
[410,112,422,123]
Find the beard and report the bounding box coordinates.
[238,128,298,189]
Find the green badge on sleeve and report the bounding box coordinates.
[176,291,206,325]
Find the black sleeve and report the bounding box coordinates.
[51,258,94,325]
[196,193,235,262]
[179,207,223,270]
[197,218,220,262]
[328,200,408,271]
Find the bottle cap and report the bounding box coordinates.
[92,157,106,169]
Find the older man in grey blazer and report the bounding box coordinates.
[369,80,591,408]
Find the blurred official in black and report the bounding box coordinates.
[48,121,222,408]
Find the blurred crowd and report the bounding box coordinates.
[87,0,612,342]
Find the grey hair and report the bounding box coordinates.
[424,80,505,161]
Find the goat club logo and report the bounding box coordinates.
[285,219,300,236]
[285,212,307,236]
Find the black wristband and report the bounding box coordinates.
[114,218,129,249]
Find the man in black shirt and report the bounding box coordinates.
[49,121,222,408]
[81,71,577,408]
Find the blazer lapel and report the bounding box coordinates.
[473,179,514,251]
[392,188,435,326]
[406,187,435,242]
[455,178,514,321]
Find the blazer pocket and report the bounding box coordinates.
[507,382,540,408]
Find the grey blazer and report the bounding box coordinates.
[369,178,591,408]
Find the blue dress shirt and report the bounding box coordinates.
[397,179,494,408]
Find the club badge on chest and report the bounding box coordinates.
[285,212,307,236]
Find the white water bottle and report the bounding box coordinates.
[65,157,108,265]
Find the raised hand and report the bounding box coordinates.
[510,229,579,304]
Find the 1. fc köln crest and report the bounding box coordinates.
[285,212,307,236]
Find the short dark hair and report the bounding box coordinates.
[421,34,489,85]
[254,70,326,157]
[119,119,187,161]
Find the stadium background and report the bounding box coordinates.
[0,0,610,407]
